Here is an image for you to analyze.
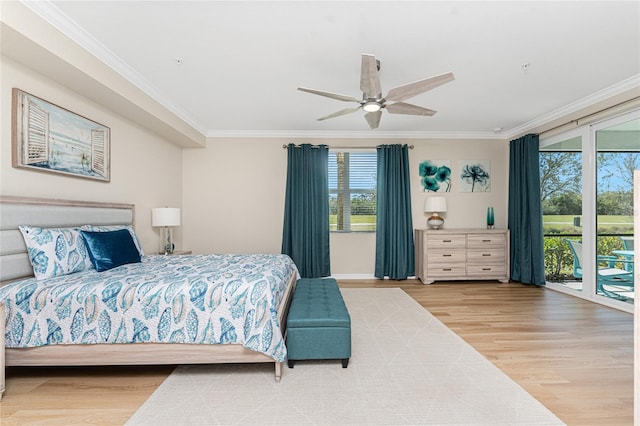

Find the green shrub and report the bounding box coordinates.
[544,235,628,282]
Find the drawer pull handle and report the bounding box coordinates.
[482,268,492,271]
[482,254,491,257]
[442,254,452,257]
[482,239,491,243]
[442,239,452,243]
[443,268,452,271]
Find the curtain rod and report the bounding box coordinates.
[282,144,414,149]
[539,97,640,138]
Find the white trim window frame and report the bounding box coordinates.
[541,109,639,313]
[328,150,377,233]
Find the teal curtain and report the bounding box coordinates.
[508,134,545,285]
[281,143,331,278]
[375,144,414,280]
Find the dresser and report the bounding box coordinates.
[415,229,510,284]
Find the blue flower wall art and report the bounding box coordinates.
[459,160,491,192]
[419,160,451,192]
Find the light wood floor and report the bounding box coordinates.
[0,280,633,425]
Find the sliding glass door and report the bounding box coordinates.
[540,132,584,295]
[594,115,638,301]
[541,110,639,311]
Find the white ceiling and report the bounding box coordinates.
[25,1,640,138]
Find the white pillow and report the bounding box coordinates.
[80,224,144,256]
[18,225,94,280]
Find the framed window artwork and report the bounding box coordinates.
[12,88,110,182]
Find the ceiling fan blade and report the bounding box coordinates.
[386,102,437,116]
[317,107,361,121]
[360,54,382,97]
[364,111,382,129]
[297,87,359,103]
[385,72,455,103]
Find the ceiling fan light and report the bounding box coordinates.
[363,101,381,112]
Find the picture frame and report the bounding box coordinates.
[458,160,491,192]
[419,159,452,192]
[12,88,111,182]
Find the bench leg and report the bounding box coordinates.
[342,358,349,368]
[288,360,295,368]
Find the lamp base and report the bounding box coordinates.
[427,214,444,230]
[160,227,175,255]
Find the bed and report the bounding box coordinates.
[0,196,298,400]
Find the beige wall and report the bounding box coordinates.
[183,137,507,277]
[0,56,184,254]
[0,54,508,276]
[182,138,287,255]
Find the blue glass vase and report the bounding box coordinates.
[487,207,495,229]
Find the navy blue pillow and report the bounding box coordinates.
[81,229,142,272]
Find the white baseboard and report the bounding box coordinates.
[330,274,377,280]
[329,274,418,280]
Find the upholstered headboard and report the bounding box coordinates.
[0,196,135,283]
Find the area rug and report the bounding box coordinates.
[127,288,564,425]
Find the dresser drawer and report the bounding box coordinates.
[426,234,466,249]
[427,264,467,276]
[466,250,505,263]
[467,234,505,248]
[428,249,466,264]
[466,264,506,276]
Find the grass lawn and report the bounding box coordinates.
[330,215,376,231]
[544,215,633,234]
[544,215,633,224]
[326,214,633,233]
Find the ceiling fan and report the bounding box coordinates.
[298,54,454,129]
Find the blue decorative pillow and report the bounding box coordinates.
[80,224,144,256]
[81,229,142,272]
[19,225,94,280]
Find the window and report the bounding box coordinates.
[541,109,639,310]
[328,151,377,232]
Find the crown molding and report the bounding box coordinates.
[19,1,639,144]
[14,1,508,143]
[20,0,208,136]
[205,129,503,140]
[503,74,640,140]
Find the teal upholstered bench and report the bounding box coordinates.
[286,278,351,368]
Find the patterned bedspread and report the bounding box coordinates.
[0,254,298,362]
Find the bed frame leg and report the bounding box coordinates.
[274,361,282,382]
[1,303,5,400]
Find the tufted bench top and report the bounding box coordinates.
[287,278,350,329]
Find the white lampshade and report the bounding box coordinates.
[424,197,447,230]
[424,197,447,213]
[152,207,181,227]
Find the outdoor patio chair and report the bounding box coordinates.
[564,239,634,301]
[618,236,635,271]
[621,236,634,250]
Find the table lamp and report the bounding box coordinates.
[424,197,447,229]
[152,207,181,254]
